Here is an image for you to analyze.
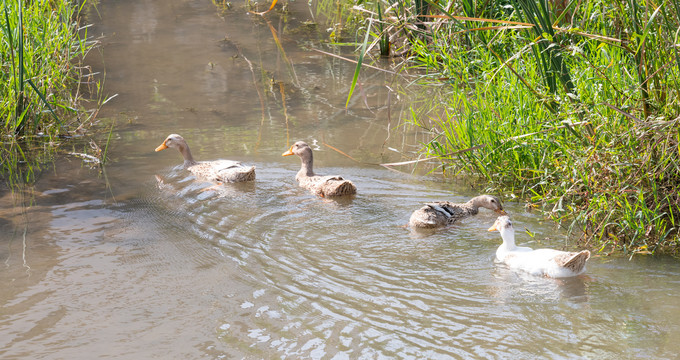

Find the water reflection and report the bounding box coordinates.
[490,265,591,303]
[130,1,158,43]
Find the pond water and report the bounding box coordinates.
[2,0,680,359]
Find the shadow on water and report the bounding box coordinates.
[2,0,680,359]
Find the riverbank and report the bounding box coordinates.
[1,0,99,186]
[344,0,680,255]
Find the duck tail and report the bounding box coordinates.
[563,250,591,273]
[224,166,256,182]
[324,179,357,197]
[242,166,256,181]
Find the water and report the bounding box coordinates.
[2,0,680,358]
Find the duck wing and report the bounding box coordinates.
[553,250,590,273]
[190,160,255,183]
[409,202,464,228]
[424,201,468,218]
[214,160,256,183]
[317,175,356,197]
[212,159,245,171]
[504,249,590,278]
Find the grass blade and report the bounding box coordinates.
[26,78,61,125]
[346,19,371,108]
[264,19,299,86]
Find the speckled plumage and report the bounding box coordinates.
[409,195,504,229]
[282,141,356,197]
[155,134,255,183]
[488,216,590,278]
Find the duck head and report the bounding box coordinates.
[488,215,517,247]
[488,215,512,232]
[155,134,187,152]
[471,195,506,214]
[155,134,195,166]
[282,141,313,158]
[282,141,315,177]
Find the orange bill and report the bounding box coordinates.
[488,224,498,232]
[155,142,168,152]
[281,146,294,156]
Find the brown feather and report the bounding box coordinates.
[553,250,590,273]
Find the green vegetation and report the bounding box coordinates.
[342,0,680,255]
[1,0,97,186]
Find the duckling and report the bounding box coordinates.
[409,195,505,229]
[488,216,590,278]
[155,134,255,183]
[282,141,356,197]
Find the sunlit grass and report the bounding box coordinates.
[340,0,680,255]
[1,0,98,186]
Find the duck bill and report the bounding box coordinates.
[487,224,498,232]
[281,146,294,156]
[155,142,168,152]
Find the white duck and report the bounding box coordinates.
[488,216,590,278]
[155,134,255,183]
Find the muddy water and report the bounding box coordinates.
[2,0,680,358]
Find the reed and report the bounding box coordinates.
[338,0,680,255]
[1,0,97,186]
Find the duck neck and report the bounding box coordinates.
[297,152,315,179]
[465,198,481,215]
[177,143,198,168]
[499,228,517,251]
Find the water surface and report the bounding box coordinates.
[2,0,680,359]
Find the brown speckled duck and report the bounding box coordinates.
[155,134,255,183]
[409,195,505,229]
[488,216,590,278]
[282,141,356,197]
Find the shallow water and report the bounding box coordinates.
[2,0,680,359]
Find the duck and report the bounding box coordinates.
[409,195,505,229]
[488,216,590,278]
[155,134,255,183]
[282,141,356,197]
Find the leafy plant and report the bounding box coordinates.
[340,0,680,254]
[1,0,98,186]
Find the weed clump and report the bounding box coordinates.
[1,0,98,186]
[346,0,680,255]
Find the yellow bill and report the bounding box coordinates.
[155,142,168,152]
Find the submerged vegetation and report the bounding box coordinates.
[1,0,99,186]
[339,0,680,255]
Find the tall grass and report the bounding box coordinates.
[1,0,97,186]
[342,0,680,255]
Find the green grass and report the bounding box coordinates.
[340,0,680,255]
[1,0,97,186]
